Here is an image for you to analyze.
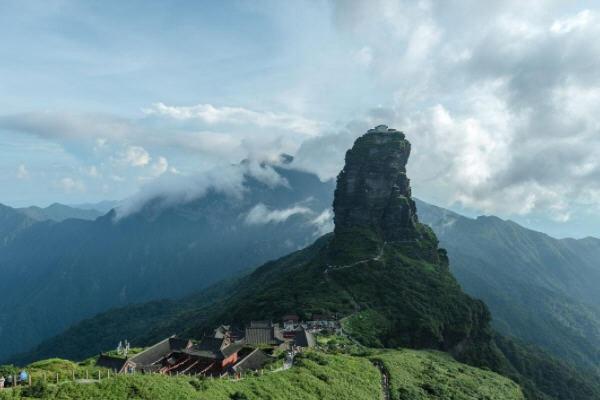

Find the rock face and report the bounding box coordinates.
[333,125,419,242]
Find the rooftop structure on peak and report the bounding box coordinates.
[368,124,402,134]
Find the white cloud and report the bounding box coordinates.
[123,146,151,167]
[58,177,85,193]
[4,1,600,235]
[151,156,169,177]
[86,166,100,178]
[0,112,132,141]
[321,1,600,225]
[550,10,594,34]
[310,208,334,236]
[245,160,290,188]
[16,164,29,179]
[244,203,312,225]
[115,160,289,219]
[353,46,373,67]
[136,156,170,182]
[0,103,328,201]
[144,102,323,136]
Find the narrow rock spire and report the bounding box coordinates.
[333,125,419,242]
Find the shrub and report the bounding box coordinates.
[189,378,208,391]
[21,380,52,398]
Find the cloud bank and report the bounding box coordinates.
[114,161,289,219]
[3,0,600,237]
[295,1,600,227]
[244,203,312,225]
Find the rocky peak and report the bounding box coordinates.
[333,125,419,242]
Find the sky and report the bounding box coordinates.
[1,0,600,238]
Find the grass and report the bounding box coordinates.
[0,351,380,400]
[1,358,110,383]
[0,349,523,400]
[342,310,393,348]
[196,351,381,400]
[371,349,525,400]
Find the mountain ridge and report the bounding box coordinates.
[416,198,600,373]
[0,165,334,361]
[8,127,600,399]
[8,192,600,376]
[17,203,104,222]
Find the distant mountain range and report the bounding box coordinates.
[68,200,120,214]
[10,127,600,400]
[0,164,334,361]
[17,203,105,222]
[417,199,600,374]
[3,154,600,393]
[0,202,105,246]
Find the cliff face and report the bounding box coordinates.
[333,125,419,242]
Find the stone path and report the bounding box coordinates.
[371,360,391,400]
[324,242,386,274]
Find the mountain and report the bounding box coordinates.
[0,202,103,245]
[18,203,104,222]
[181,126,501,366]
[69,200,120,214]
[0,162,334,361]
[416,199,600,373]
[12,126,600,399]
[0,204,38,244]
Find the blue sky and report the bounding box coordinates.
[2,0,600,238]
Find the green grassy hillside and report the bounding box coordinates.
[185,229,500,368]
[0,349,522,400]
[373,349,523,400]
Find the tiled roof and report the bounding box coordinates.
[221,343,243,358]
[232,348,270,373]
[244,325,284,345]
[129,336,191,366]
[197,337,226,352]
[182,342,242,361]
[169,337,192,350]
[213,325,231,339]
[294,328,316,348]
[249,320,273,328]
[96,355,128,372]
[182,349,220,360]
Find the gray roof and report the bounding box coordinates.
[222,343,244,358]
[294,328,316,348]
[232,348,270,373]
[249,320,274,328]
[196,337,226,352]
[129,337,191,366]
[182,349,220,360]
[183,342,243,360]
[244,325,284,346]
[213,325,230,339]
[96,355,128,372]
